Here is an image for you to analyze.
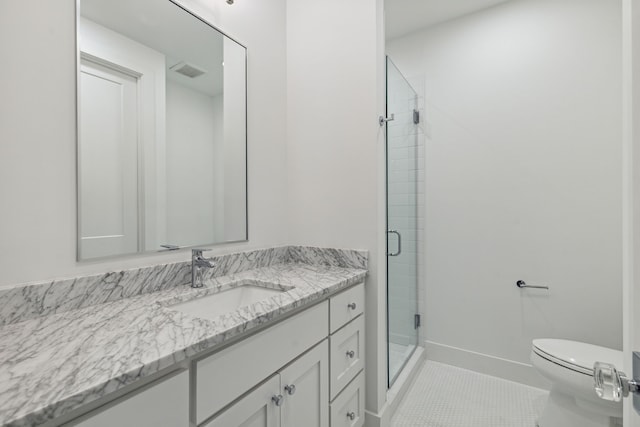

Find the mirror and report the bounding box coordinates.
[77,0,247,260]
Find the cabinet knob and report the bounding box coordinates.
[346,350,355,358]
[347,411,356,420]
[271,394,284,407]
[284,384,296,395]
[347,302,357,310]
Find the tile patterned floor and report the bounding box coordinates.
[391,361,548,427]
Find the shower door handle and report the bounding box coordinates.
[387,230,402,256]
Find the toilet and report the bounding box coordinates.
[531,339,623,427]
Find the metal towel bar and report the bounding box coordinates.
[379,113,395,127]
[516,280,549,290]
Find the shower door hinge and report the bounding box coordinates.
[413,109,420,125]
[414,314,421,329]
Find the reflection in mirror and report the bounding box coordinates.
[77,0,247,260]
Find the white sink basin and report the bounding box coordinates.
[170,284,285,321]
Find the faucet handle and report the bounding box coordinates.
[192,249,215,269]
[192,248,212,256]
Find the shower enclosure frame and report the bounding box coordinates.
[385,56,422,388]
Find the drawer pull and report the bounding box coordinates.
[347,411,356,420]
[284,384,296,395]
[347,302,357,310]
[272,395,284,406]
[346,350,355,358]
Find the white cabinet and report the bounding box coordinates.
[68,370,189,427]
[280,341,329,427]
[204,341,329,427]
[330,372,365,427]
[329,283,364,334]
[330,316,365,399]
[200,283,365,427]
[328,283,365,427]
[196,301,329,423]
[204,376,281,427]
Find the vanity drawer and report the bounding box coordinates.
[330,371,365,427]
[330,315,364,399]
[68,370,189,427]
[329,283,364,333]
[195,301,329,423]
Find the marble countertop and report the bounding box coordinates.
[0,261,367,427]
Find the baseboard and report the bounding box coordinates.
[365,346,426,427]
[425,340,551,390]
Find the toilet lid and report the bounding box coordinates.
[532,339,623,375]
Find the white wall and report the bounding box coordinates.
[165,82,219,246]
[0,0,287,287]
[387,0,623,385]
[622,1,640,424]
[222,38,247,241]
[286,0,387,415]
[212,93,226,240]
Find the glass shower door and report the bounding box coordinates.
[386,57,420,387]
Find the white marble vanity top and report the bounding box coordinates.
[0,247,367,427]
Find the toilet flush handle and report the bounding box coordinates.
[594,357,640,409]
[594,362,626,402]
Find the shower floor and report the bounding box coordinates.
[389,342,416,384]
[391,360,548,427]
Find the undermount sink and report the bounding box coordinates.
[169,282,286,321]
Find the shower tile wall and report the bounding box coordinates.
[387,66,425,362]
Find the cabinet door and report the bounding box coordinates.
[329,283,364,333]
[196,301,328,423]
[69,370,188,427]
[280,340,329,427]
[203,375,281,427]
[330,316,365,399]
[330,371,365,427]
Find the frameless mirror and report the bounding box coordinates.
[77,0,247,260]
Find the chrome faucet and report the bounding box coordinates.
[191,249,215,288]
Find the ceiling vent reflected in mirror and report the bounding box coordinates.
[170,61,207,78]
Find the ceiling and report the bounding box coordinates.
[385,0,512,40]
[81,0,227,96]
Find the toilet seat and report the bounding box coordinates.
[532,339,622,376]
[531,339,623,427]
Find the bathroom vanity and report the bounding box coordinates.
[0,247,367,427]
[72,283,364,427]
